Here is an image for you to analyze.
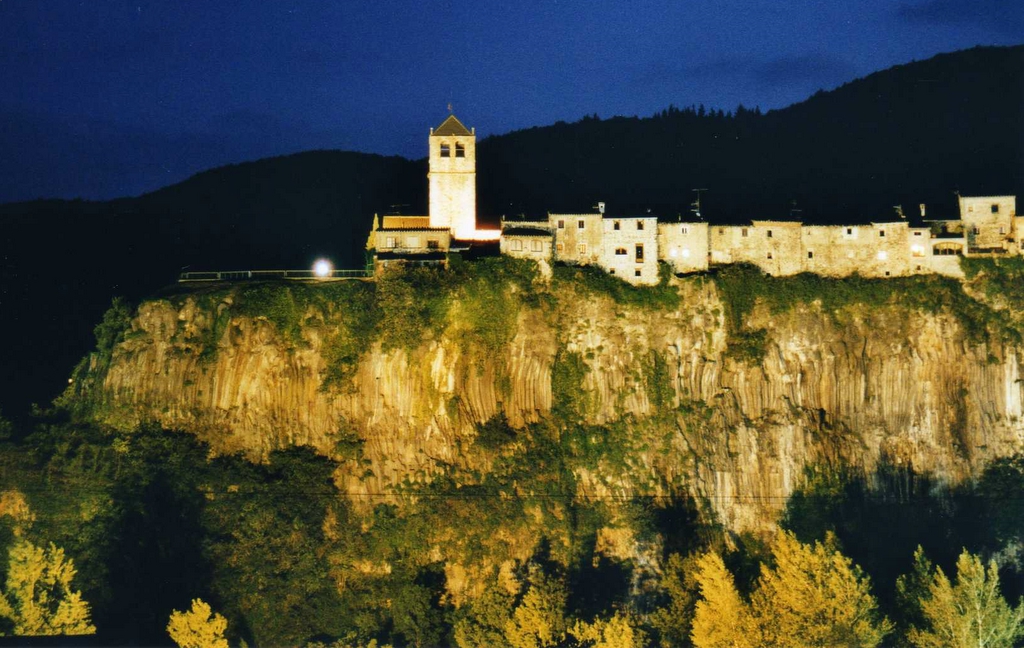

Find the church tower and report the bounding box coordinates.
[428,114,476,239]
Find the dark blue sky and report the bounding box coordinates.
[1,0,1020,203]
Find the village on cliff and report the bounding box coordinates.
[368,114,1018,285]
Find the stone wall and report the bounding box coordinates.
[599,217,659,284]
[428,132,476,238]
[657,221,709,274]
[551,214,603,265]
[961,196,1017,252]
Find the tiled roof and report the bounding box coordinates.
[381,216,430,229]
[376,251,448,261]
[502,227,551,237]
[433,115,472,136]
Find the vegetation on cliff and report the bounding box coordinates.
[12,257,1024,643]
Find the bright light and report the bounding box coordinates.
[911,244,924,256]
[681,248,691,258]
[877,251,888,261]
[669,247,678,257]
[313,258,333,278]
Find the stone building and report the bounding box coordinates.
[500,221,552,261]
[958,195,1017,253]
[658,221,709,274]
[428,115,478,240]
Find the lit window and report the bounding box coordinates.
[877,250,888,261]
[615,247,627,256]
[386,237,397,248]
[455,142,465,158]
[637,221,644,231]
[911,244,924,257]
[578,220,585,229]
[613,221,620,230]
[635,244,644,261]
[557,220,565,229]
[440,143,450,157]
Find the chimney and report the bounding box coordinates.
[919,203,926,218]
[597,201,606,214]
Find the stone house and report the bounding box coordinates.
[658,221,710,274]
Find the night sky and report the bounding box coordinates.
[1,0,1020,203]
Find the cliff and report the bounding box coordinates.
[63,258,1024,535]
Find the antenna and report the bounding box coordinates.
[893,204,905,219]
[691,188,707,220]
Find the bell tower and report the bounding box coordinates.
[428,114,476,239]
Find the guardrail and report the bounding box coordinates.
[179,269,371,282]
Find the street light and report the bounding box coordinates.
[312,258,333,278]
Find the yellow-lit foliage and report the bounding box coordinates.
[908,549,1024,648]
[504,567,567,648]
[0,540,95,636]
[691,551,755,648]
[752,532,890,647]
[166,598,228,648]
[691,532,889,648]
[0,489,35,535]
[570,611,647,648]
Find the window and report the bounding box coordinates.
[973,227,980,235]
[455,142,465,158]
[557,220,565,229]
[637,221,644,231]
[846,227,853,235]
[681,226,689,234]
[808,251,814,259]
[609,268,615,275]
[767,230,773,238]
[407,236,420,248]
[531,240,543,252]
[613,221,620,230]
[885,271,891,277]
[386,237,397,248]
[1000,226,1006,235]
[635,269,642,277]
[578,220,585,229]
[767,252,773,259]
[879,230,885,237]
[578,244,587,254]
[877,250,888,261]
[510,240,522,251]
[741,228,748,237]
[914,231,922,236]
[635,243,644,261]
[440,143,450,157]
[992,204,1000,214]
[615,247,627,256]
[556,243,564,252]
[427,239,440,250]
[718,228,724,234]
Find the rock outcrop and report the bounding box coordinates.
[65,267,1024,533]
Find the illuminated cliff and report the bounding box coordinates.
[63,258,1024,534]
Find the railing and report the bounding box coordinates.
[179,269,371,282]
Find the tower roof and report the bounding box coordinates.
[433,114,472,136]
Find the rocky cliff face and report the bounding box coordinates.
[65,263,1024,534]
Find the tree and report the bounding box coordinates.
[907,549,1024,648]
[0,540,95,636]
[166,599,228,648]
[752,532,890,647]
[691,551,754,648]
[504,566,568,648]
[570,611,647,648]
[690,532,890,648]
